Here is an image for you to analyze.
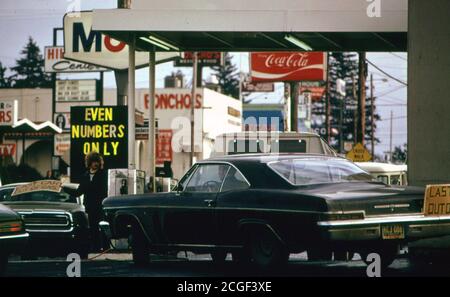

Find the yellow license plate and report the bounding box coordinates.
[382,225,405,240]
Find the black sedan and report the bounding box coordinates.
[0,203,28,275]
[0,181,90,259]
[102,154,450,269]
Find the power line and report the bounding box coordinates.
[390,52,407,61]
[366,59,407,86]
[378,116,407,121]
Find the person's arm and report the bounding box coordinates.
[63,176,86,197]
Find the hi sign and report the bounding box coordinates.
[250,52,327,82]
[63,11,179,70]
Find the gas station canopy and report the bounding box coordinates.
[92,0,407,52]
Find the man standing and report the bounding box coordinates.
[67,152,108,252]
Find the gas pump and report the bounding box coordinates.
[107,169,146,197]
[155,161,173,192]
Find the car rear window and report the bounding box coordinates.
[268,158,374,185]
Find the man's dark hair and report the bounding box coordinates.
[85,152,104,169]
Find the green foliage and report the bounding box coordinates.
[312,52,380,151]
[0,62,11,88]
[211,52,240,99]
[392,144,407,164]
[9,36,52,88]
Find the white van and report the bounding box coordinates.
[355,162,408,186]
[212,131,337,157]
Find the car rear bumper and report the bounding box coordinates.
[0,233,29,253]
[317,214,450,242]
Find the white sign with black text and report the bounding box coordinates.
[45,46,108,73]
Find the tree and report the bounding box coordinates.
[0,62,11,88]
[211,52,240,99]
[391,144,407,164]
[10,37,52,88]
[311,52,381,152]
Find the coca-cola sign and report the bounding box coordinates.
[250,52,327,82]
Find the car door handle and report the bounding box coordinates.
[204,199,215,207]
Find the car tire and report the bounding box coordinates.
[0,253,8,275]
[210,250,227,264]
[232,249,252,265]
[307,248,333,261]
[130,224,150,267]
[248,229,289,270]
[77,245,90,260]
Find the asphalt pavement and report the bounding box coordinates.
[4,252,450,277]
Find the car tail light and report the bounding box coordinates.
[0,221,23,234]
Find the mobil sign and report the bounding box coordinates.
[250,52,327,82]
[63,11,179,70]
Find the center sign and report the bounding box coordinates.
[70,106,128,183]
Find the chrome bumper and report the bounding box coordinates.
[0,233,29,252]
[317,214,450,241]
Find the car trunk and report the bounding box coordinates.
[306,182,425,217]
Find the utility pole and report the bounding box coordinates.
[357,52,366,145]
[284,83,291,132]
[290,82,298,132]
[370,74,375,158]
[352,75,357,144]
[148,51,156,192]
[389,110,393,162]
[127,34,136,172]
[190,52,198,167]
[325,53,331,143]
[339,92,344,153]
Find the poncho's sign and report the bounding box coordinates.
[70,106,128,183]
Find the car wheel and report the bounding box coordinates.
[232,249,252,265]
[0,253,8,275]
[130,224,150,267]
[77,245,90,260]
[210,250,227,264]
[248,229,289,270]
[307,248,333,261]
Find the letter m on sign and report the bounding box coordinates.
[73,23,101,52]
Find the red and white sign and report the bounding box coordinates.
[156,129,173,165]
[175,52,222,67]
[0,100,18,126]
[300,86,326,101]
[0,144,16,157]
[250,52,327,82]
[54,134,71,156]
[143,92,202,110]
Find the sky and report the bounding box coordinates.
[0,0,407,158]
